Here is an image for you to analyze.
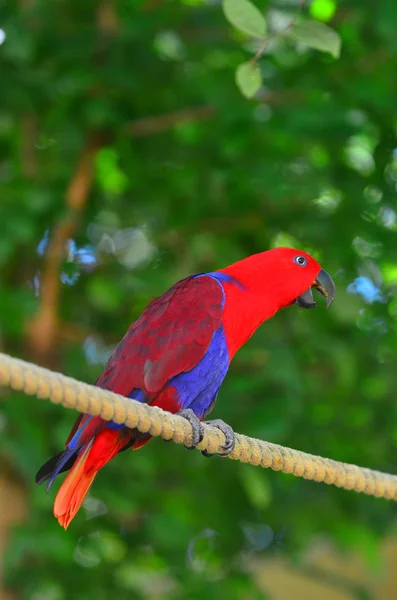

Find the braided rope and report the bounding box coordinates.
[0,351,396,500]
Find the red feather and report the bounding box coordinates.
[55,428,131,529]
[96,275,224,396]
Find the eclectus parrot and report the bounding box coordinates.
[36,247,335,528]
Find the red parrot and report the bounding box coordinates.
[36,247,335,528]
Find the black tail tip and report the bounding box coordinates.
[35,450,76,486]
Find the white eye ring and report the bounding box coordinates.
[294,255,307,267]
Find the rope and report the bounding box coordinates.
[0,351,396,501]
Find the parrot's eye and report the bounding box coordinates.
[294,255,307,267]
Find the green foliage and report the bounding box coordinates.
[288,19,342,58]
[222,0,267,38]
[95,148,129,196]
[221,0,341,97]
[0,0,397,598]
[235,61,262,98]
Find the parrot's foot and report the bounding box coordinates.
[201,419,236,457]
[177,409,204,449]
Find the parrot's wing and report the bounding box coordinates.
[95,275,224,396]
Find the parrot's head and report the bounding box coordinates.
[222,246,335,311]
[260,246,335,310]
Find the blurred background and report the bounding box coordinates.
[1,0,397,598]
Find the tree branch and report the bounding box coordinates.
[125,105,217,137]
[20,115,38,179]
[26,134,105,365]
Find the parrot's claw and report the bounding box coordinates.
[201,419,235,457]
[177,409,205,449]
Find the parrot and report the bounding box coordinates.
[36,247,335,529]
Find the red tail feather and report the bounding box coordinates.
[54,429,132,529]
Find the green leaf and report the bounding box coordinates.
[222,0,266,38]
[289,19,341,58]
[235,61,262,98]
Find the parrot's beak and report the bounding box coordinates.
[295,268,335,309]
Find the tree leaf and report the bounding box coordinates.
[222,0,266,38]
[289,19,341,58]
[235,61,262,98]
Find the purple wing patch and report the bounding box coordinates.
[170,326,230,419]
